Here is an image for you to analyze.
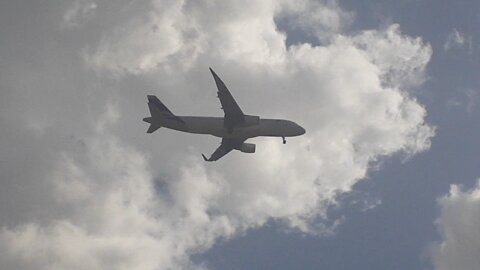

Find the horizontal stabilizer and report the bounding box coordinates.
[147,125,161,133]
[143,117,152,123]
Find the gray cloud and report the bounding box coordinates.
[0,0,434,269]
[62,0,98,29]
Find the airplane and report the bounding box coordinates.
[143,68,306,161]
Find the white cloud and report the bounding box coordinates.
[62,0,98,29]
[84,0,355,75]
[431,181,480,270]
[446,88,480,114]
[443,28,473,54]
[85,0,205,75]
[0,0,434,269]
[352,24,431,89]
[444,29,465,51]
[464,89,480,113]
[0,107,233,270]
[278,0,354,43]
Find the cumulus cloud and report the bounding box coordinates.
[431,181,480,270]
[278,0,354,43]
[0,105,234,270]
[352,24,432,89]
[0,0,434,269]
[85,0,199,75]
[84,0,354,75]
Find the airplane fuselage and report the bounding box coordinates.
[152,116,305,141]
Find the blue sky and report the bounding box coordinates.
[1,1,479,270]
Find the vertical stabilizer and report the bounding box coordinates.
[144,95,184,133]
[147,95,174,117]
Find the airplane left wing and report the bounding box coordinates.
[202,138,240,162]
[209,68,245,131]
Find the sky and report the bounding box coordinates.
[0,1,479,270]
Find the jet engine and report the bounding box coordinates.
[244,115,260,126]
[240,143,256,153]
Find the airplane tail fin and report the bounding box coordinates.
[143,95,184,133]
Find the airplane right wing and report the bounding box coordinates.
[209,68,245,131]
[202,138,240,162]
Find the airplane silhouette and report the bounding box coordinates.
[143,68,305,161]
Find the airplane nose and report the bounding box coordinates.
[298,125,306,135]
[286,121,306,136]
[300,127,306,135]
[292,123,305,136]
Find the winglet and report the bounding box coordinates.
[209,67,221,83]
[201,154,211,162]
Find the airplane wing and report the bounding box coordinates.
[202,138,240,162]
[209,68,245,131]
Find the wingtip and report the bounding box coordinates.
[146,124,161,133]
[209,67,216,76]
[201,154,210,162]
